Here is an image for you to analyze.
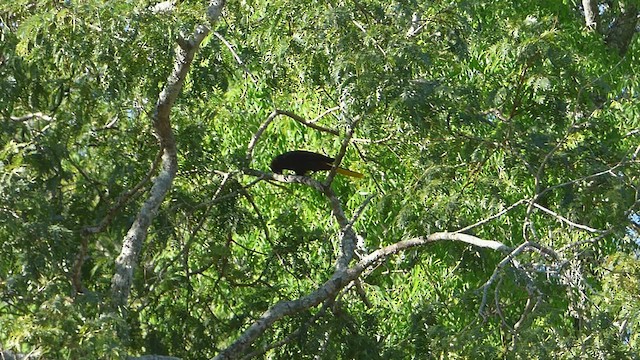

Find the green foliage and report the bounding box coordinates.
[1,0,639,359]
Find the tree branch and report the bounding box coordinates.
[605,4,638,56]
[213,232,509,359]
[10,112,53,122]
[532,203,605,233]
[478,241,530,318]
[324,116,360,186]
[240,304,330,360]
[455,199,527,234]
[324,185,355,272]
[582,0,598,30]
[244,168,326,193]
[246,109,341,163]
[213,31,256,83]
[245,162,361,273]
[110,1,225,309]
[85,150,163,236]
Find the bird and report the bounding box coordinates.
[270,150,363,178]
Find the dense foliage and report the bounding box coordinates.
[1,0,639,359]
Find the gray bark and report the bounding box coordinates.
[605,3,638,56]
[582,0,598,29]
[213,231,510,359]
[110,1,226,308]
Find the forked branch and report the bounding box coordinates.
[110,0,226,309]
[213,232,509,360]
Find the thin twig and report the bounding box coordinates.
[478,241,529,318]
[557,231,613,253]
[213,31,257,83]
[309,106,340,123]
[246,109,340,163]
[325,117,360,186]
[84,150,163,235]
[513,286,541,332]
[532,203,605,233]
[494,276,514,332]
[536,144,640,199]
[276,109,340,136]
[351,20,386,56]
[455,199,527,234]
[246,110,278,162]
[523,120,582,242]
[349,193,376,225]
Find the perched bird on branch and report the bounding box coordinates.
[270,150,363,178]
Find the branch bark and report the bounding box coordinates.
[582,0,598,30]
[245,109,340,163]
[213,232,509,359]
[10,112,53,122]
[605,3,638,56]
[110,1,226,308]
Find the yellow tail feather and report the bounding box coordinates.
[336,167,364,178]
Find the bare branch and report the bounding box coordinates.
[532,203,605,233]
[246,109,340,163]
[276,109,341,136]
[324,117,360,186]
[557,231,613,253]
[10,112,53,122]
[309,106,340,123]
[513,284,542,332]
[352,20,386,56]
[406,12,423,38]
[240,304,330,360]
[537,144,639,199]
[455,199,527,234]
[246,110,279,162]
[494,276,514,332]
[213,31,256,83]
[625,129,640,138]
[110,1,225,308]
[478,241,530,318]
[150,0,176,14]
[582,0,598,30]
[349,193,376,225]
[325,185,355,272]
[321,118,363,271]
[244,168,326,193]
[524,120,585,242]
[102,116,119,129]
[206,0,226,24]
[214,232,509,360]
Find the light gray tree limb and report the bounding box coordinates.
[110,0,225,308]
[582,0,598,29]
[213,231,509,360]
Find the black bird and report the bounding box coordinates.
[270,150,363,178]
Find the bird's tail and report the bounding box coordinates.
[336,167,364,178]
